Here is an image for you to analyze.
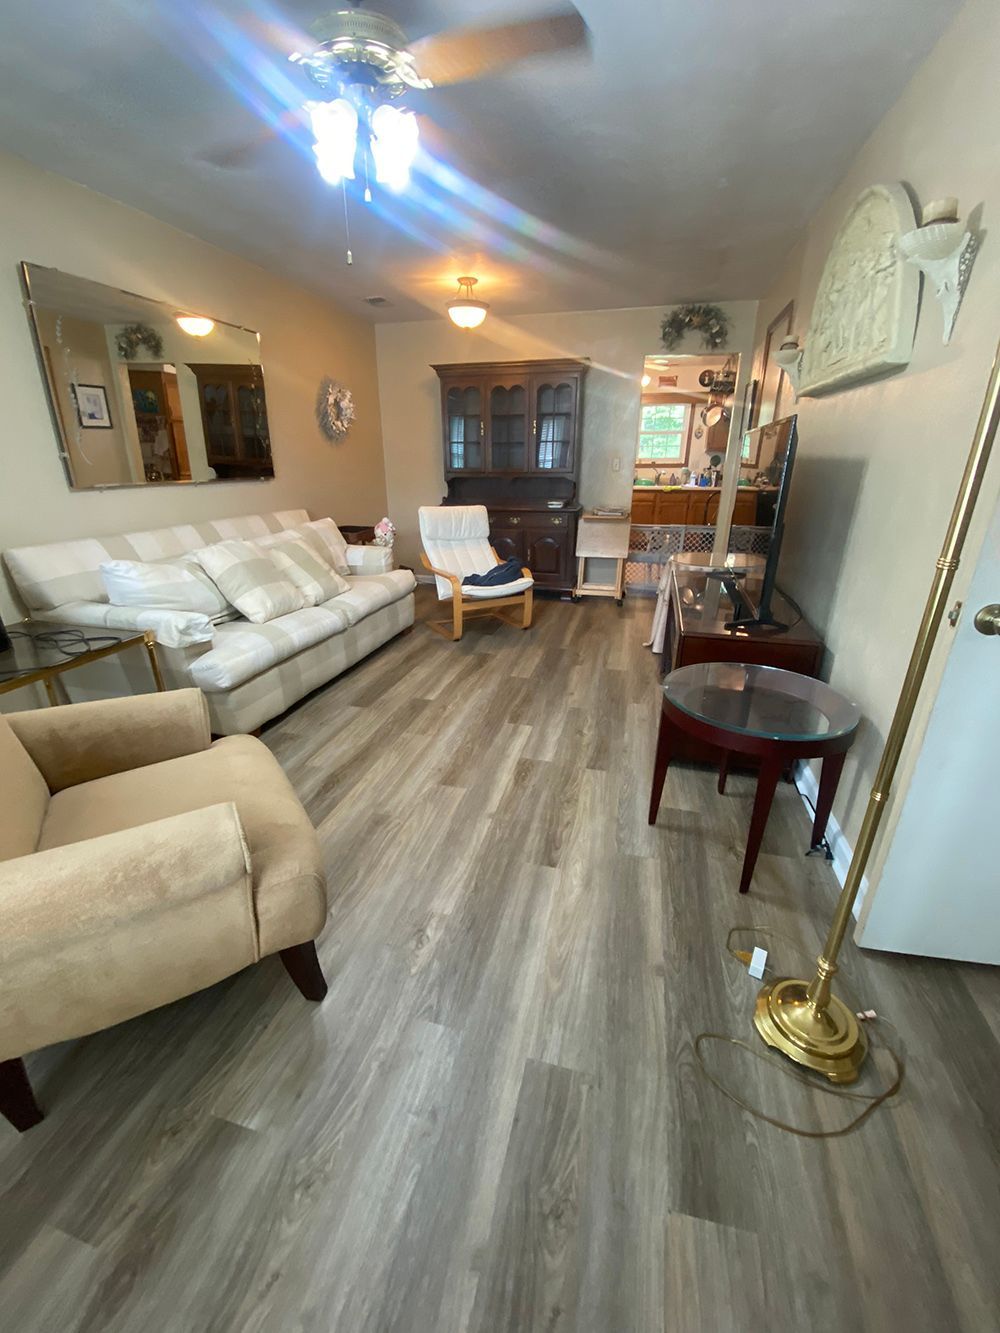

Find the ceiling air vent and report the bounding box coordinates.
[364,296,391,307]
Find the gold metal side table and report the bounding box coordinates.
[0,622,165,704]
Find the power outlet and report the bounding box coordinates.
[611,455,621,472]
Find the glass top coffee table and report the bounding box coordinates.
[648,662,860,894]
[0,621,165,703]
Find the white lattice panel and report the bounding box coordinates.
[625,526,771,593]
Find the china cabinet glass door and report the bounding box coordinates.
[445,383,484,471]
[532,375,577,472]
[237,383,270,460]
[201,382,238,464]
[489,378,528,472]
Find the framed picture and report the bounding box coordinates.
[752,300,794,429]
[72,383,114,429]
[740,377,759,438]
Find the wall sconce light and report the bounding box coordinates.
[772,336,803,394]
[899,198,979,344]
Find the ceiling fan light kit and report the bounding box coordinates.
[284,5,586,199]
[447,276,489,329]
[204,4,587,267]
[306,95,418,190]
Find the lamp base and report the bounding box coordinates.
[754,978,868,1084]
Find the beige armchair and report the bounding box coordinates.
[0,688,328,1132]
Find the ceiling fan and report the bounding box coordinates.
[205,1,589,195]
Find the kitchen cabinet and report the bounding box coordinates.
[630,490,657,523]
[656,491,691,524]
[706,491,758,525]
[631,488,762,526]
[433,359,588,593]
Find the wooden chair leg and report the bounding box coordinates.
[0,1058,44,1133]
[280,941,328,1001]
[451,588,464,641]
[521,585,533,629]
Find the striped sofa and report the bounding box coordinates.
[4,510,416,734]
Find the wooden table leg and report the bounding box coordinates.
[717,750,731,795]
[143,631,166,692]
[42,675,60,707]
[0,1058,44,1132]
[810,750,847,850]
[648,708,675,825]
[738,753,784,894]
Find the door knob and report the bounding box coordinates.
[973,604,1000,635]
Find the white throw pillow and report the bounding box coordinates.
[296,518,351,576]
[100,558,233,620]
[257,536,350,606]
[192,539,307,624]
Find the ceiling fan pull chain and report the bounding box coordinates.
[341,178,353,265]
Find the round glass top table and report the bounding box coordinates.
[648,663,861,895]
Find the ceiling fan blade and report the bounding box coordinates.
[198,108,308,169]
[410,7,589,87]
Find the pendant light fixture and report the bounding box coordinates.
[446,276,489,330]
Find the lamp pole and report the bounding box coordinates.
[754,337,1000,1082]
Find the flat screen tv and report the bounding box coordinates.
[723,414,798,630]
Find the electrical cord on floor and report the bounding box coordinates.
[792,768,834,861]
[7,627,123,655]
[692,926,905,1138]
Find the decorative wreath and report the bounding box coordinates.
[660,303,730,352]
[115,322,164,361]
[316,378,356,440]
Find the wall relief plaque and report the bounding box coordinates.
[800,183,919,397]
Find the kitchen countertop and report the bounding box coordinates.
[632,484,776,493]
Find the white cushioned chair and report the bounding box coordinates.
[419,505,534,641]
[0,688,328,1132]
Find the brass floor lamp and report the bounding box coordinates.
[755,338,1000,1083]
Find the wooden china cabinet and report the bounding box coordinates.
[433,359,588,593]
[190,363,274,479]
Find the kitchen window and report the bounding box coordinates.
[637,401,690,464]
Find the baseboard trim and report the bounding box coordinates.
[793,761,869,919]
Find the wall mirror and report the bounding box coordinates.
[22,262,274,490]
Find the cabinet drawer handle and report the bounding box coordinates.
[508,516,520,525]
[550,516,565,525]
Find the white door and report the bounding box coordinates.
[858,492,1000,962]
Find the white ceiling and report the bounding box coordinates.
[0,1,961,322]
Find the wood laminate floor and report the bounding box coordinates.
[2,588,998,1332]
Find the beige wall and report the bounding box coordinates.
[749,0,1000,913]
[33,310,134,487]
[375,303,758,570]
[1,148,387,620]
